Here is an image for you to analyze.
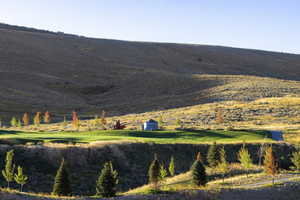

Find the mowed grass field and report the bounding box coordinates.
[0,129,272,145]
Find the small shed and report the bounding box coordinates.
[143,119,158,131]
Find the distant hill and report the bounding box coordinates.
[0,23,300,120]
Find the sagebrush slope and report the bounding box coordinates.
[1,23,300,120]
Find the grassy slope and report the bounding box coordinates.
[125,164,264,194]
[1,23,300,121]
[0,129,271,145]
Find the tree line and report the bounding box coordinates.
[4,111,129,131]
[1,143,300,197]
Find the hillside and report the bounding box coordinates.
[1,23,300,121]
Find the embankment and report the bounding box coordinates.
[0,142,294,195]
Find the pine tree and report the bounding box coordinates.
[207,142,219,168]
[44,111,51,124]
[22,113,30,126]
[10,117,17,127]
[52,159,71,196]
[264,146,278,185]
[95,162,118,197]
[238,145,253,177]
[191,156,207,186]
[217,146,229,182]
[2,150,15,188]
[14,166,28,192]
[148,154,160,189]
[33,112,41,127]
[291,150,300,171]
[168,156,175,177]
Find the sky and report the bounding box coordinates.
[0,0,299,54]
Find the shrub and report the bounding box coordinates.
[291,150,300,171]
[113,120,126,130]
[100,111,107,129]
[33,112,41,127]
[72,111,80,130]
[159,164,168,184]
[215,109,224,124]
[44,111,51,124]
[22,113,30,126]
[10,117,17,127]
[14,166,28,192]
[17,119,22,128]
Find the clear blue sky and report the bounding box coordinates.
[0,0,299,54]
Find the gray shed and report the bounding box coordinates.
[143,119,158,131]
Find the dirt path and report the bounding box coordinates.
[237,173,300,188]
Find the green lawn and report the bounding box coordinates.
[0,129,272,145]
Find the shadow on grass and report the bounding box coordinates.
[106,130,234,139]
[0,130,20,135]
[0,137,84,145]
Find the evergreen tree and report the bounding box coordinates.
[95,162,118,197]
[52,159,71,196]
[22,113,30,126]
[10,117,17,127]
[33,112,41,127]
[148,154,160,189]
[291,149,300,171]
[168,156,175,177]
[191,155,207,186]
[217,146,229,182]
[238,144,253,177]
[264,146,278,185]
[44,111,51,124]
[207,142,219,168]
[14,166,28,192]
[2,150,15,188]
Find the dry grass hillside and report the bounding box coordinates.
[1,23,300,121]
